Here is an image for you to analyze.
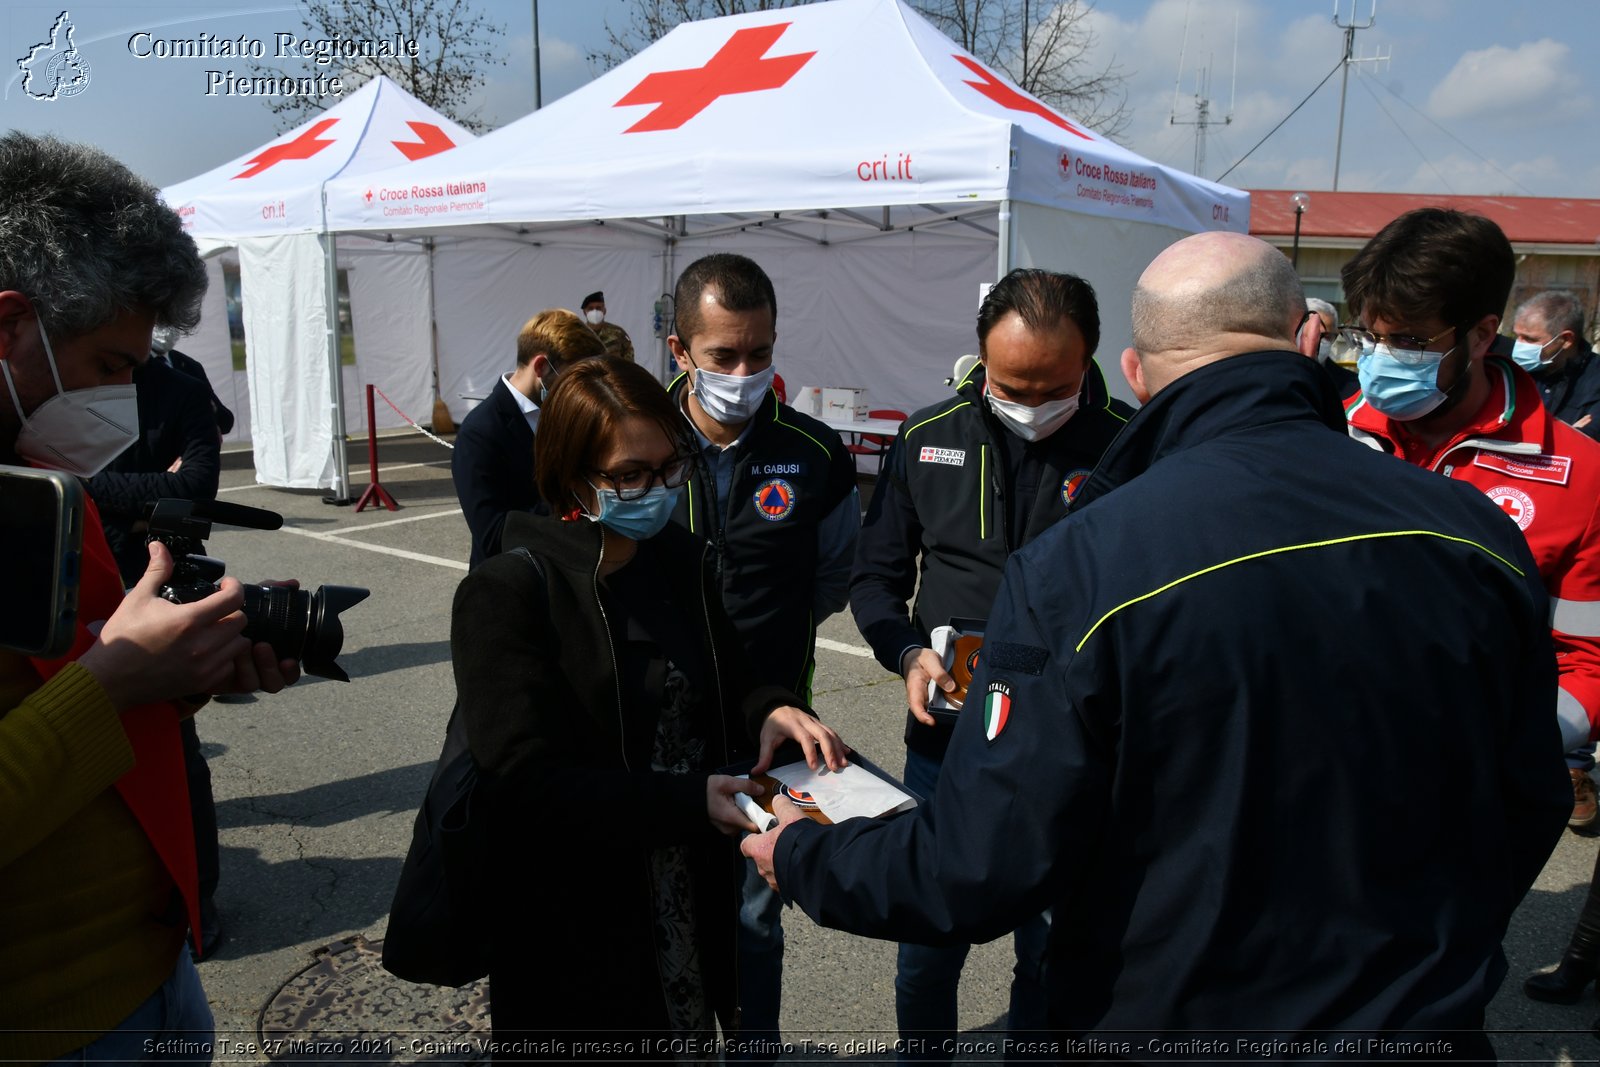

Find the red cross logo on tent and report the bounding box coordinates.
[233,119,339,179]
[614,24,816,133]
[392,121,455,161]
[952,56,1091,141]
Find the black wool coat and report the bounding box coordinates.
[452,511,803,1038]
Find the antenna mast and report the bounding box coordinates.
[1332,0,1388,189]
[1170,6,1234,177]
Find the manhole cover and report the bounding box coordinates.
[257,935,489,1064]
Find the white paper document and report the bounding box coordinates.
[768,760,918,823]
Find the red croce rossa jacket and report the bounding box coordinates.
[1349,355,1600,750]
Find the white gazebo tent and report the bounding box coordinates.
[161,76,474,496]
[308,0,1249,495]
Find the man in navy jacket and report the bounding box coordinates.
[452,309,605,568]
[849,269,1130,1059]
[746,232,1568,1058]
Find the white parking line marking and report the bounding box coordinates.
[277,523,467,571]
[325,507,463,535]
[270,531,881,663]
[817,636,874,659]
[215,461,450,494]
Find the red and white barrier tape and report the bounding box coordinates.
[372,386,454,450]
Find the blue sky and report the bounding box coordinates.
[4,0,1596,199]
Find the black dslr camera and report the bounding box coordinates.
[145,499,369,682]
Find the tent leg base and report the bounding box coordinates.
[322,494,355,507]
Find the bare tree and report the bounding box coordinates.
[589,0,806,72]
[914,0,1128,136]
[249,0,506,132]
[593,0,1126,137]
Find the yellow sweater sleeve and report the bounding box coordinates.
[0,661,135,867]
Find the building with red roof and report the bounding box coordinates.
[1249,190,1600,338]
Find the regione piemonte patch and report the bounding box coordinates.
[919,446,965,466]
[984,680,1012,742]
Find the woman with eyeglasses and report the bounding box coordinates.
[451,356,847,1058]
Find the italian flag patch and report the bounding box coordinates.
[984,681,1012,742]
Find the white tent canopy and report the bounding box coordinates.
[322,0,1247,453]
[201,0,1246,494]
[325,0,1243,233]
[161,76,474,493]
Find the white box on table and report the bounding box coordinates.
[822,387,869,422]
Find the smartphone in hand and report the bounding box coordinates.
[0,465,84,658]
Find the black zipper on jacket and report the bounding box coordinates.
[586,535,663,1019]
[698,537,743,1037]
[688,451,732,580]
[974,400,1018,553]
[592,542,628,771]
[699,538,732,768]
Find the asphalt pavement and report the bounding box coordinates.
[181,433,1600,1064]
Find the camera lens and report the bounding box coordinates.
[240,584,370,681]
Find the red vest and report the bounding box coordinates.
[1349,357,1600,746]
[28,499,199,938]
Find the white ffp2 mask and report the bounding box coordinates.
[691,362,775,424]
[986,389,1079,442]
[1,324,138,477]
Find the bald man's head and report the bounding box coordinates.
[1124,232,1306,399]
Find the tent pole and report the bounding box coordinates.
[659,221,676,383]
[321,233,353,504]
[425,237,453,433]
[996,198,1014,278]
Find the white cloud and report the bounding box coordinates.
[469,33,591,130]
[1425,39,1582,121]
[1393,152,1558,197]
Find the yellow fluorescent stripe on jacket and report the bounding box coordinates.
[1076,529,1526,653]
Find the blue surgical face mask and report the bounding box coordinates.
[580,483,683,541]
[1511,335,1559,373]
[1357,341,1456,421]
[538,364,560,405]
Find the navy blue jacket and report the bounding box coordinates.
[666,378,858,699]
[166,347,234,436]
[850,360,1131,757]
[87,359,221,585]
[451,378,542,569]
[1534,341,1600,442]
[779,352,1567,1049]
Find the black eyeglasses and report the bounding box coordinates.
[589,453,693,501]
[1334,323,1457,365]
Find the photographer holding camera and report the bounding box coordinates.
[0,133,300,1064]
[88,341,228,962]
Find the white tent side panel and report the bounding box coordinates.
[182,255,244,443]
[432,233,666,421]
[345,244,434,432]
[1009,201,1199,408]
[241,235,335,488]
[671,228,996,416]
